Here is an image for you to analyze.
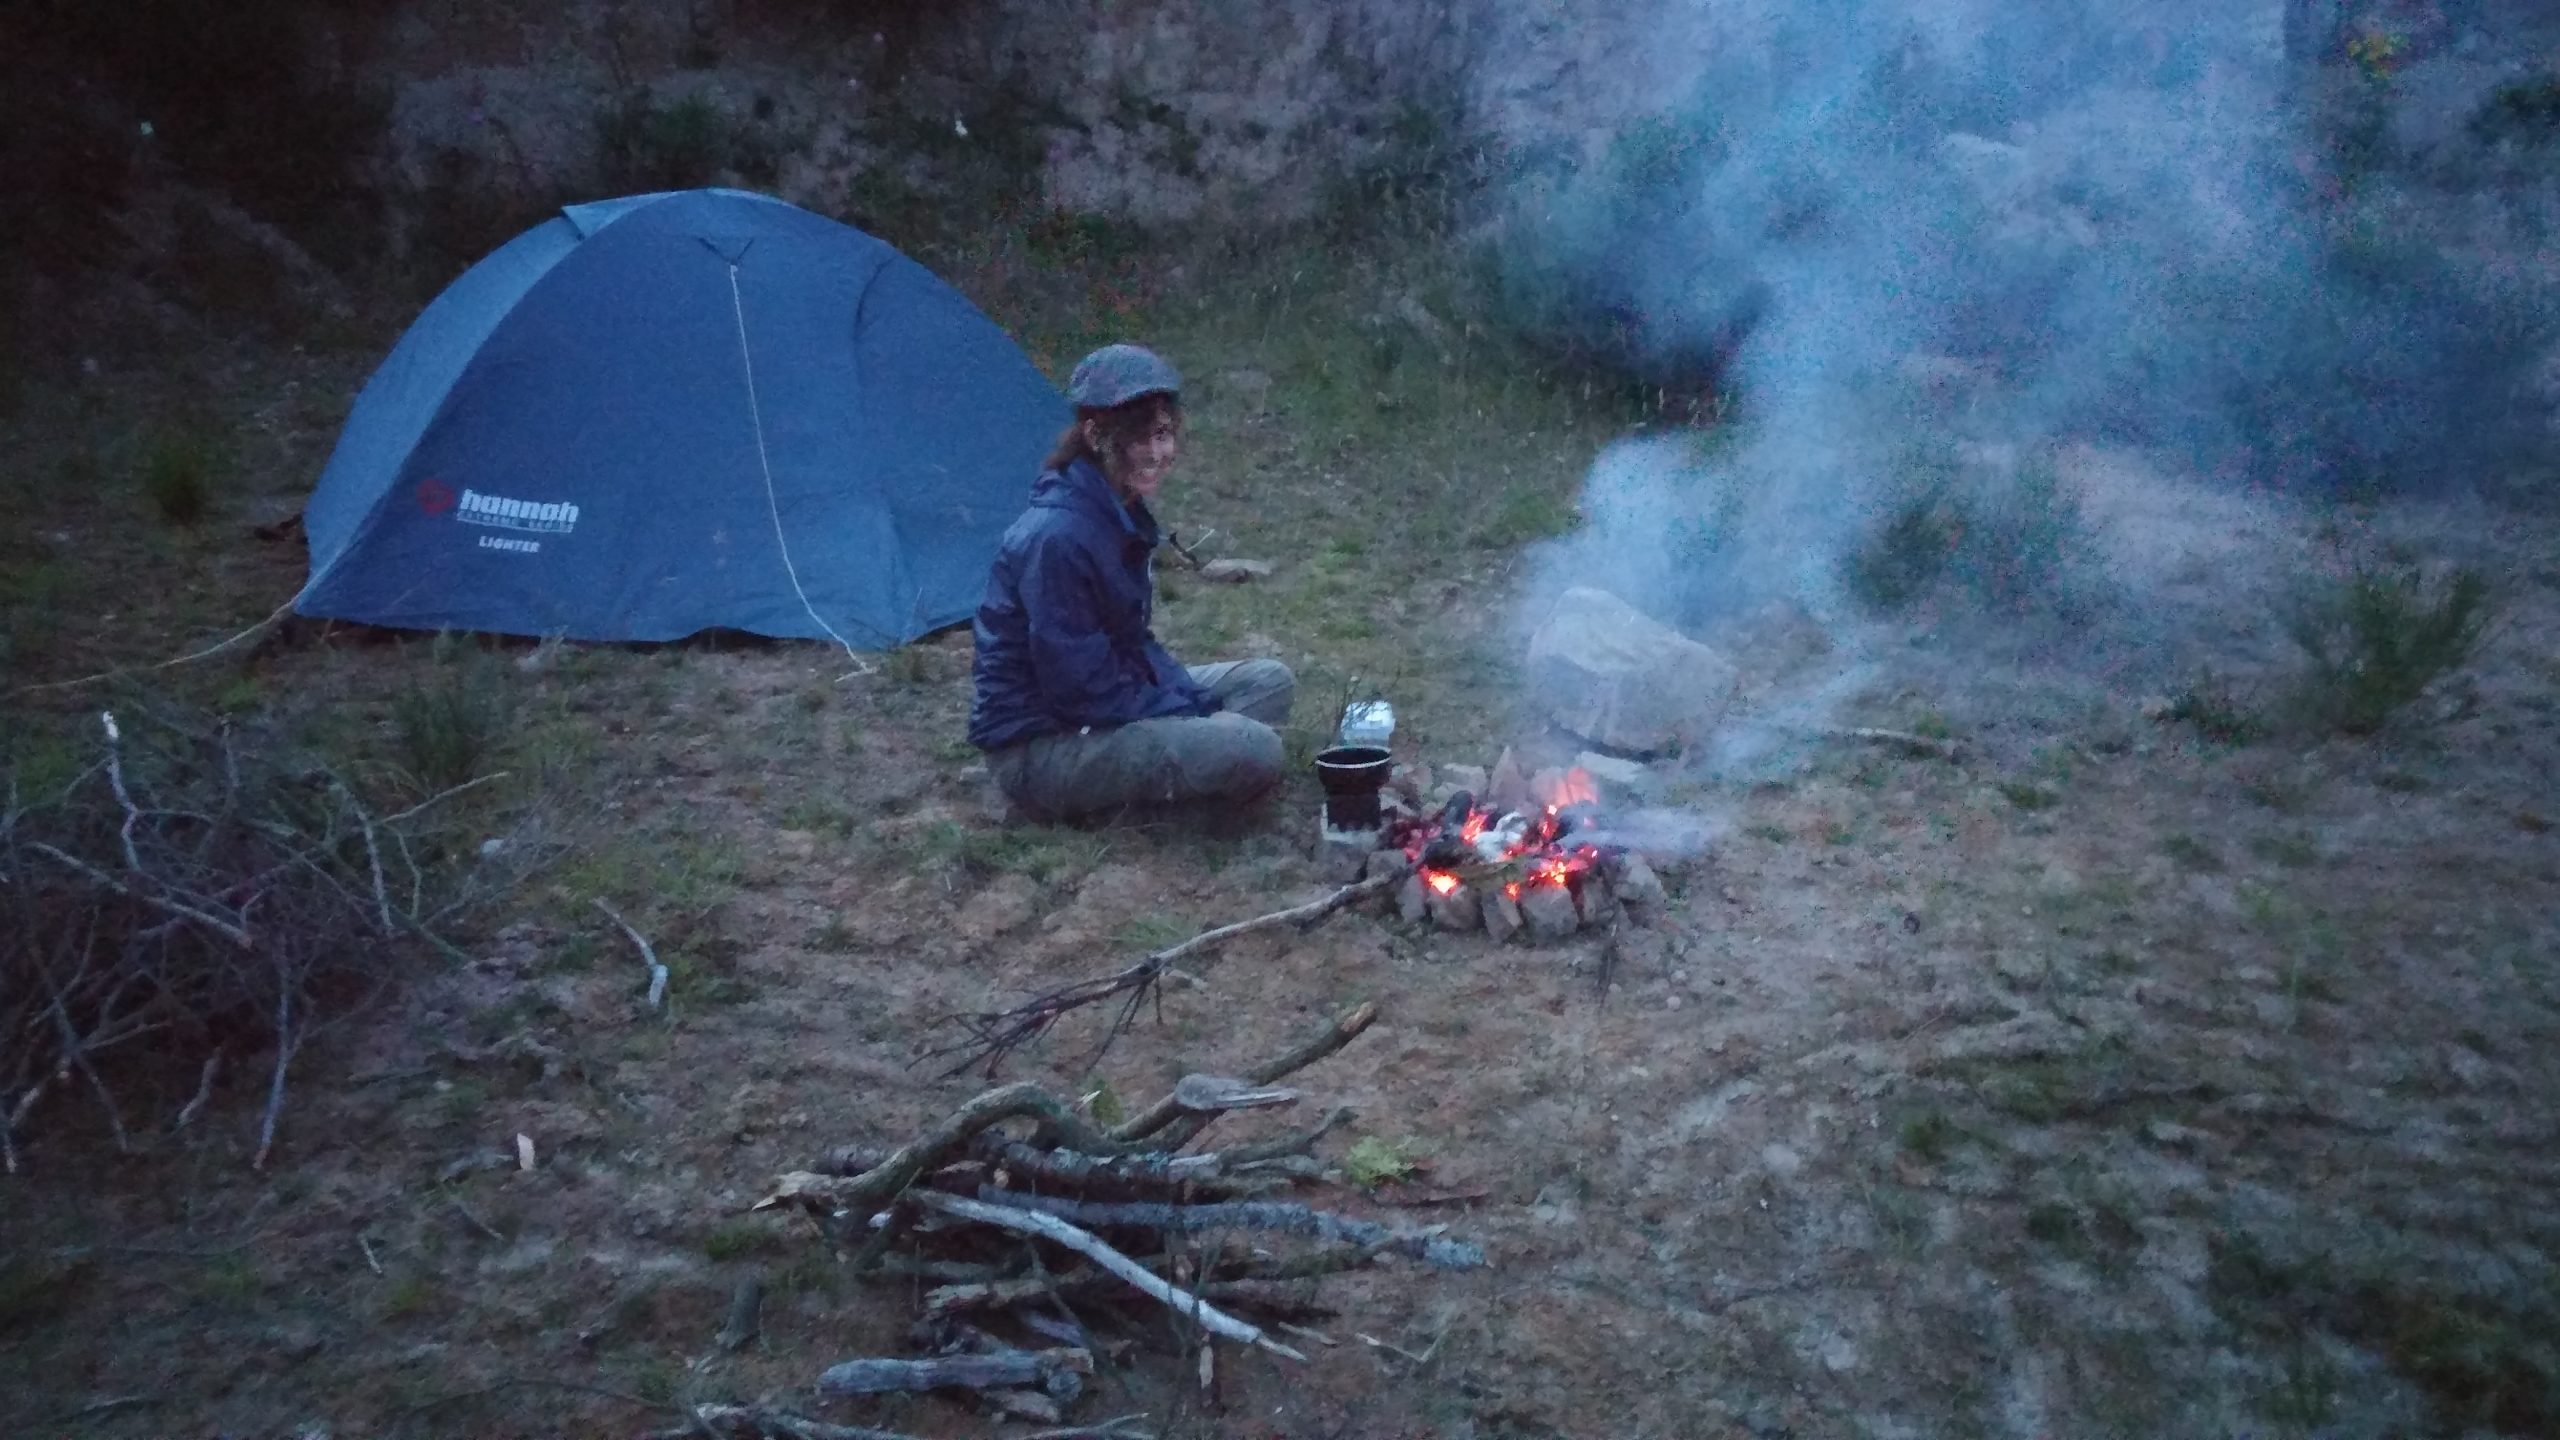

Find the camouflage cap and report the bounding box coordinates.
[1066,343,1182,410]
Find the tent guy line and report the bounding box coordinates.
[726,259,864,667]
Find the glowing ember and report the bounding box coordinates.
[1394,775,1613,900]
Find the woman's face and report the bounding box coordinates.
[1102,413,1182,501]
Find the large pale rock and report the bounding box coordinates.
[1525,587,1736,755]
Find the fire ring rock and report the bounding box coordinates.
[1526,586,1738,755]
[1518,884,1580,944]
[1427,881,1483,933]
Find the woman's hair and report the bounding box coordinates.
[1043,392,1183,476]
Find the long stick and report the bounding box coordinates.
[976,1190,1487,1270]
[911,1190,1306,1361]
[924,870,1404,1076]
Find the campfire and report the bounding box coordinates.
[1381,766,1666,943]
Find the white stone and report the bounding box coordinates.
[1525,587,1736,755]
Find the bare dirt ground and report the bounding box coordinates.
[6,320,2560,1440]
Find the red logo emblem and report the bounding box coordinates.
[417,478,457,514]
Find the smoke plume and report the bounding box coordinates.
[1501,0,2557,674]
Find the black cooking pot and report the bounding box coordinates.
[1313,745,1393,832]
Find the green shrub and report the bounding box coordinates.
[597,91,776,195]
[1843,448,2085,616]
[140,429,227,525]
[2284,563,2490,735]
[2166,672,2265,745]
[391,649,508,792]
[1471,482,1579,549]
[1843,494,1962,612]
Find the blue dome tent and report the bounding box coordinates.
[297,189,1065,647]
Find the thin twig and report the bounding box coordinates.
[24,842,256,949]
[593,899,668,1010]
[345,786,394,934]
[910,1190,1306,1361]
[251,981,296,1171]
[173,1050,223,1131]
[101,712,145,872]
[378,771,512,826]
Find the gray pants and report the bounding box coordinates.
[987,660,1296,822]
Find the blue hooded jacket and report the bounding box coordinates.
[967,458,1218,749]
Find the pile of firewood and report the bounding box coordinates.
[691,1003,1484,1438]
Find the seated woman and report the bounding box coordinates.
[967,344,1295,822]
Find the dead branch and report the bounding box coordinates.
[1112,1007,1375,1145]
[922,872,1404,1077]
[817,1345,1091,1397]
[921,1238,1391,1320]
[973,1191,1487,1270]
[911,1191,1306,1361]
[767,1007,1376,1220]
[593,898,668,1010]
[757,1083,1119,1218]
[977,1104,1354,1200]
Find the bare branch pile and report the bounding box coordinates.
[1,705,502,1171]
[736,1002,1486,1433]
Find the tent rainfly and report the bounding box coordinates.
[298,188,1065,647]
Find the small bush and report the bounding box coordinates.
[1843,443,2085,617]
[596,91,776,194]
[1471,482,1579,549]
[2284,563,2490,736]
[1843,495,1962,612]
[1957,452,2084,612]
[391,650,508,793]
[140,429,227,525]
[2166,672,2265,745]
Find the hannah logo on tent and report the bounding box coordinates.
[456,488,580,535]
[416,478,457,514]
